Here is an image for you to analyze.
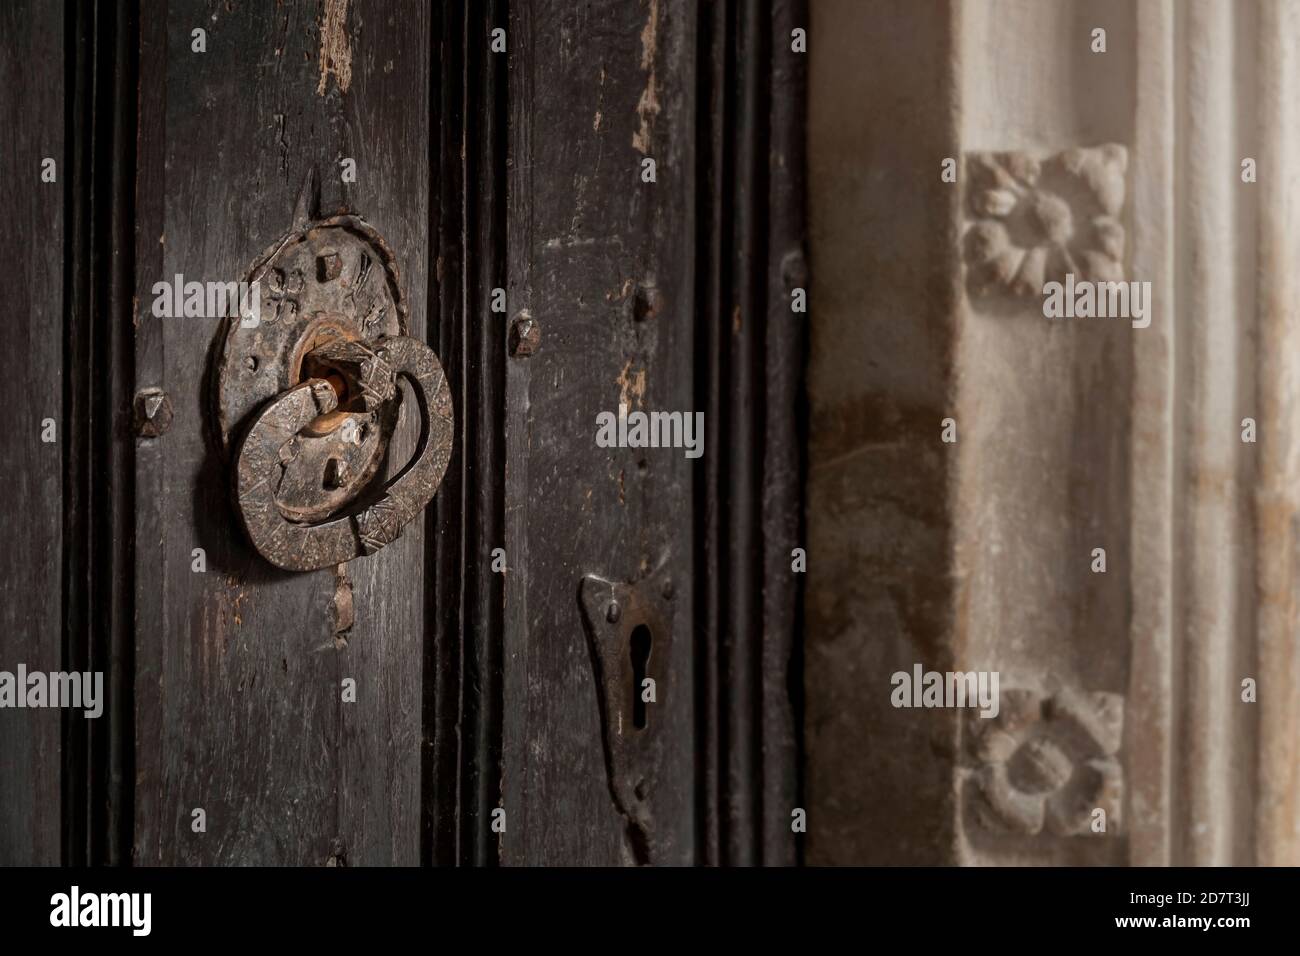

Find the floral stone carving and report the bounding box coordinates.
[963,145,1128,300]
[963,685,1124,837]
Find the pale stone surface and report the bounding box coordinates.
[808,0,1300,865]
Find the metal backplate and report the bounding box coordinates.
[578,573,674,864]
[215,214,406,521]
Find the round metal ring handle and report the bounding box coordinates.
[234,335,453,571]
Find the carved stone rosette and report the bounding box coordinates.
[962,686,1124,839]
[963,145,1128,300]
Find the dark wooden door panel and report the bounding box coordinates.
[0,0,802,868]
[0,0,65,868]
[501,0,699,867]
[132,0,430,866]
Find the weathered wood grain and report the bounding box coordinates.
[82,0,140,867]
[696,0,805,867]
[423,0,508,867]
[0,0,65,867]
[502,0,699,866]
[0,0,803,868]
[132,0,430,866]
[335,0,431,869]
[759,0,807,867]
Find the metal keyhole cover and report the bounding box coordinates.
[215,213,453,571]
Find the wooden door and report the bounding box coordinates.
[0,0,804,868]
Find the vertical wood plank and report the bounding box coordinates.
[698,0,804,867]
[134,0,337,866]
[721,0,763,867]
[336,0,431,869]
[448,0,508,867]
[695,0,727,866]
[85,0,141,867]
[760,0,807,867]
[0,0,65,867]
[503,0,698,866]
[133,0,431,865]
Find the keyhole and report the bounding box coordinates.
[630,624,652,730]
